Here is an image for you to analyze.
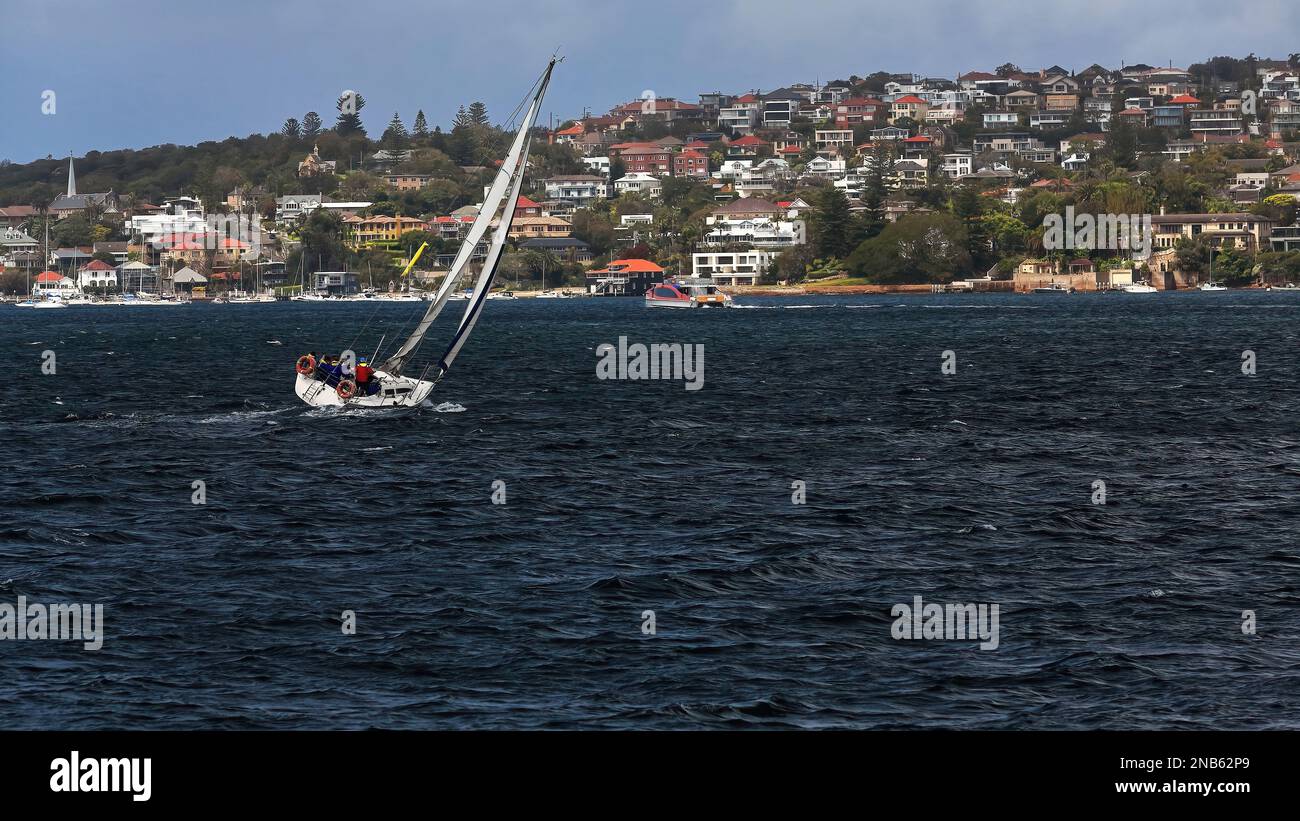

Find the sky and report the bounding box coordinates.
[1,0,1298,164]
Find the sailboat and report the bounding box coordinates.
[1199,243,1226,290]
[292,59,557,408]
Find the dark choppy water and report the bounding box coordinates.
[3,292,1300,729]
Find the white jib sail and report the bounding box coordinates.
[381,60,555,375]
[437,135,532,374]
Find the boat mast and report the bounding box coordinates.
[380,57,557,376]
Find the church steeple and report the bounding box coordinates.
[66,154,76,196]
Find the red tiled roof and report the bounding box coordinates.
[893,95,929,105]
[1169,94,1201,105]
[36,271,66,282]
[81,259,114,270]
[1116,108,1148,115]
[555,124,584,135]
[516,195,540,208]
[731,135,767,146]
[677,149,704,159]
[734,94,758,103]
[589,258,664,273]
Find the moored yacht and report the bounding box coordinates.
[1031,283,1072,295]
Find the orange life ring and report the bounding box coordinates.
[295,355,316,375]
[336,378,357,400]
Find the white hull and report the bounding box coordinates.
[1122,284,1157,293]
[1199,283,1227,291]
[294,371,437,408]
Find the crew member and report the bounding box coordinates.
[355,359,375,395]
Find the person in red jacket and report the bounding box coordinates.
[355,360,375,395]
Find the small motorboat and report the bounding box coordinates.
[1199,281,1227,291]
[645,276,734,308]
[1031,283,1072,295]
[1122,282,1157,293]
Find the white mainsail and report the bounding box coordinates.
[438,134,532,373]
[380,59,556,376]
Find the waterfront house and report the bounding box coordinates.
[33,270,79,299]
[692,249,772,286]
[585,258,664,296]
[1150,212,1275,251]
[77,259,118,292]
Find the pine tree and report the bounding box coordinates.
[810,186,854,260]
[381,112,409,150]
[859,143,891,241]
[467,101,489,126]
[335,92,367,137]
[453,105,472,129]
[282,118,301,140]
[413,110,429,139]
[302,111,322,139]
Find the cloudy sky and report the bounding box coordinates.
[1,0,1297,163]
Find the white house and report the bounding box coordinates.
[983,111,1020,128]
[803,157,847,178]
[581,156,611,176]
[544,175,607,205]
[692,250,773,286]
[719,105,759,135]
[703,218,806,248]
[77,259,118,291]
[1061,152,1090,172]
[714,159,754,180]
[614,173,662,198]
[33,271,79,298]
[941,153,973,179]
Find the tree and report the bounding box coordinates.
[859,143,892,240]
[53,214,95,248]
[295,209,351,272]
[996,63,1021,78]
[282,118,302,140]
[952,183,992,271]
[302,111,322,139]
[467,102,489,126]
[453,105,472,129]
[1255,194,1297,226]
[335,93,367,137]
[1103,120,1138,168]
[413,110,430,141]
[844,212,971,283]
[381,112,409,150]
[808,186,855,259]
[570,209,616,256]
